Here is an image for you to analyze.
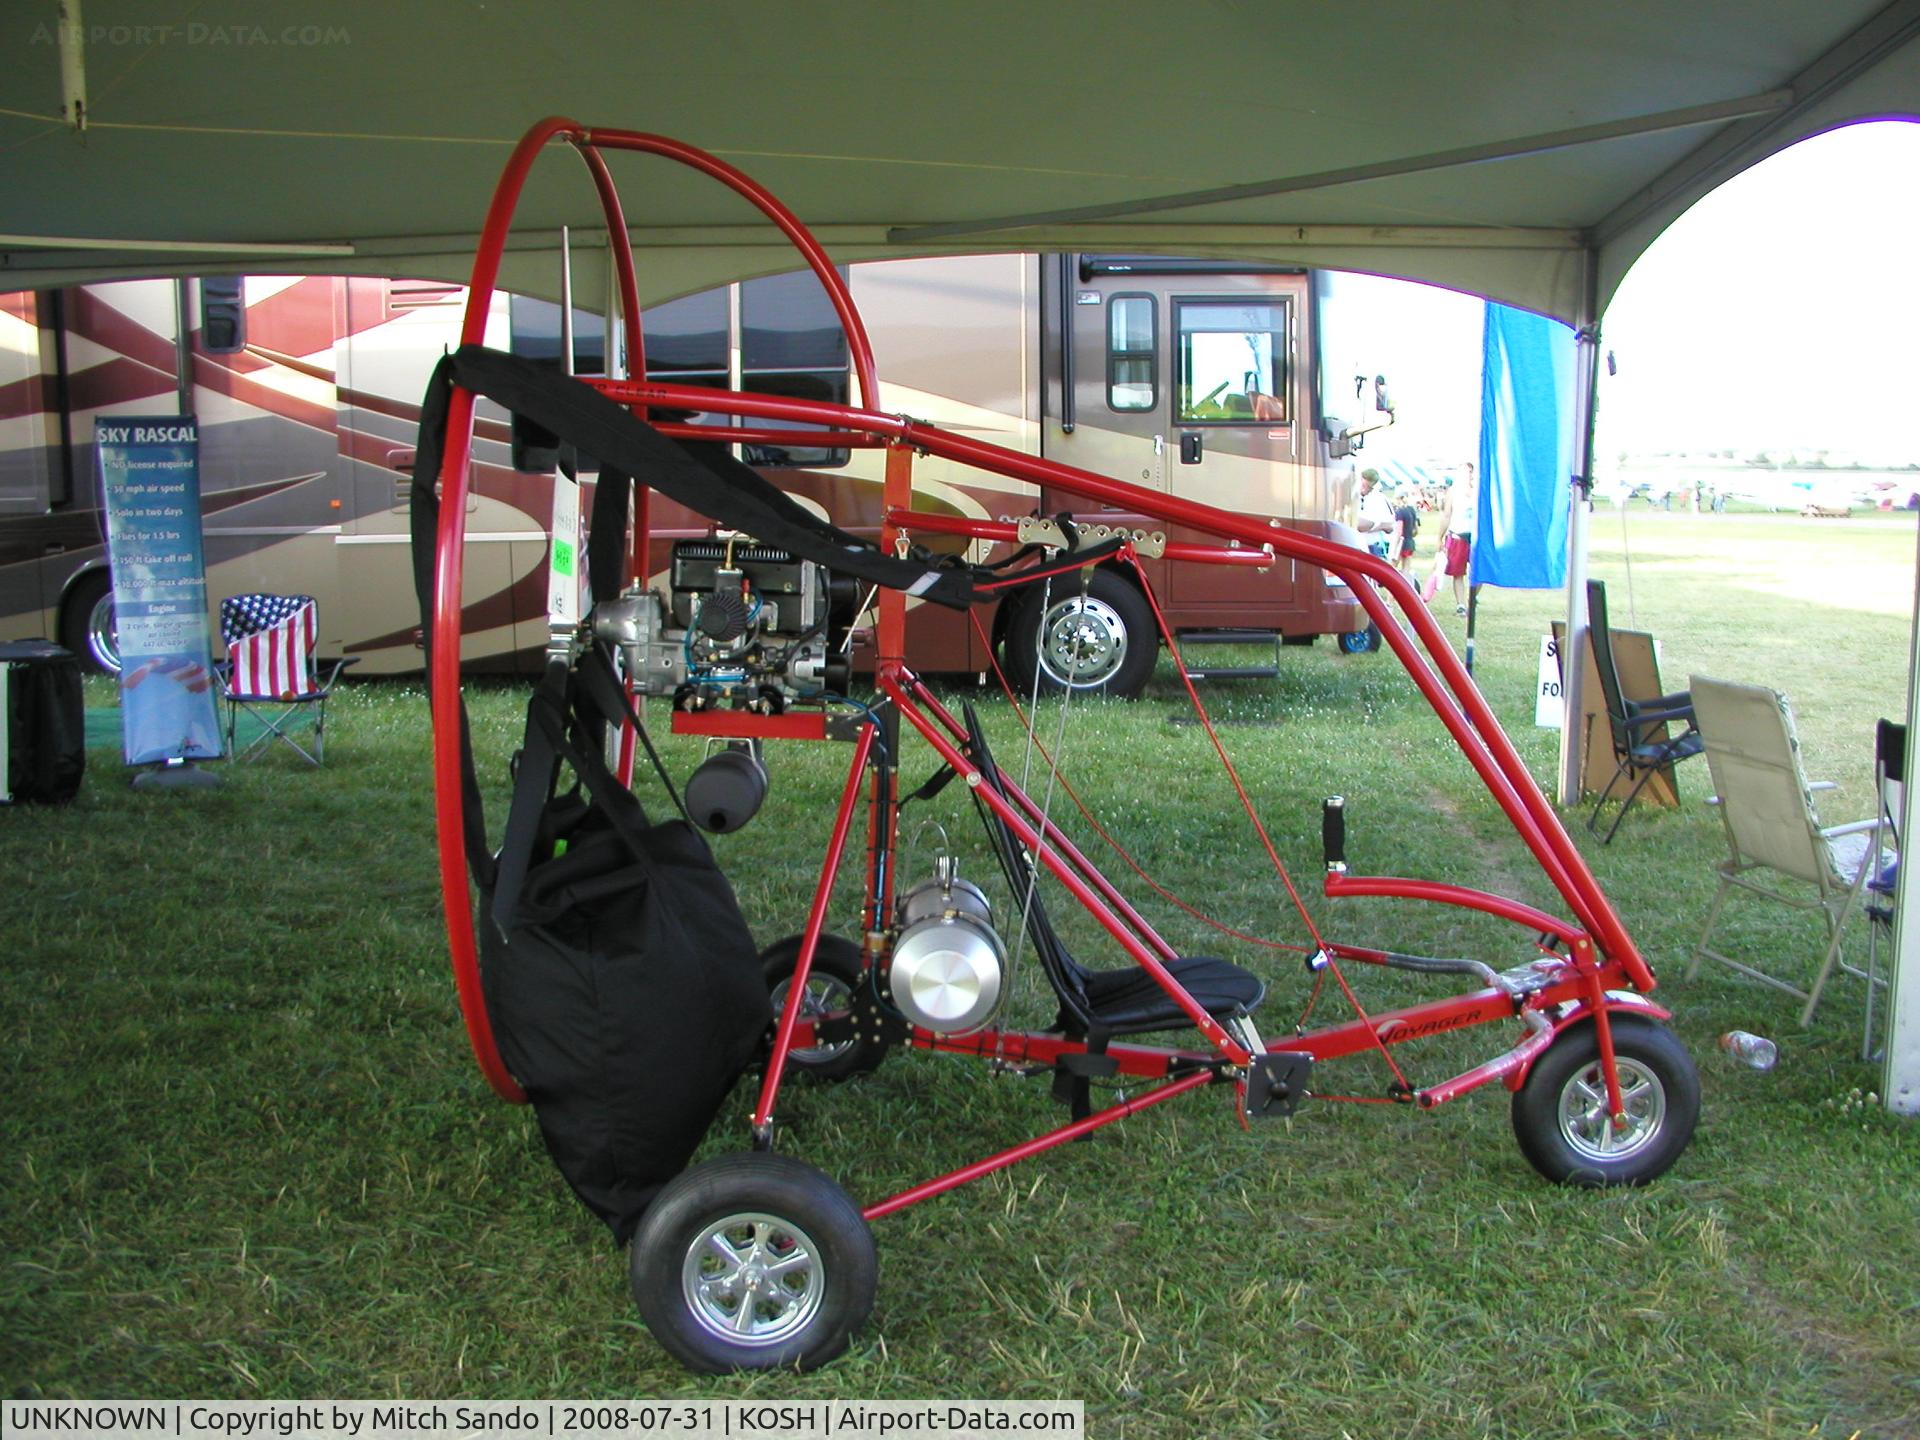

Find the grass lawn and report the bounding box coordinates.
[3,508,1917,1437]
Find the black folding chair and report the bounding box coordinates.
[1585,580,1703,843]
[1863,719,1904,1059]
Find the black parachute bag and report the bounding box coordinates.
[2,640,85,805]
[480,654,771,1243]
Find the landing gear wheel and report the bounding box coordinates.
[762,934,887,1082]
[1511,1014,1699,1187]
[1004,568,1156,698]
[1336,623,1381,655]
[629,1153,877,1373]
[59,570,121,674]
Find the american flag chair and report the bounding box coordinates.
[218,594,358,764]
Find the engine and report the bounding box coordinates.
[594,535,854,709]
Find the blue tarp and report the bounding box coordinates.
[1472,305,1575,589]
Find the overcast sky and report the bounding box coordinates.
[1336,119,1920,470]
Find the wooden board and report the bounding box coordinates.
[1551,620,1681,808]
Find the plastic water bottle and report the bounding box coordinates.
[1720,1030,1778,1071]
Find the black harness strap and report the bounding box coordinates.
[417,346,979,611]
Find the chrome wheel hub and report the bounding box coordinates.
[1557,1056,1666,1162]
[1039,596,1128,688]
[770,972,856,1064]
[681,1212,825,1347]
[88,591,122,673]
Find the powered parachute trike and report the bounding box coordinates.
[419,118,1700,1374]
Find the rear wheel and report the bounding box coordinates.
[629,1153,877,1373]
[59,570,121,674]
[1511,1014,1699,1187]
[1004,568,1156,698]
[762,935,887,1082]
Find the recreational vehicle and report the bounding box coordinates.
[0,256,1391,696]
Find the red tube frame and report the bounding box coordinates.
[430,120,1656,1200]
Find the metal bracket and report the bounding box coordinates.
[1243,1051,1314,1120]
[1005,515,1167,559]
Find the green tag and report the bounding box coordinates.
[553,538,575,576]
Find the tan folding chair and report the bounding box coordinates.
[1687,675,1889,1026]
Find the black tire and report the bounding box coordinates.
[59,569,120,674]
[761,934,887,1082]
[629,1153,877,1373]
[1511,1014,1699,1188]
[1336,623,1381,655]
[1003,568,1157,698]
[1281,632,1317,647]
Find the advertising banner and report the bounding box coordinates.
[97,416,223,765]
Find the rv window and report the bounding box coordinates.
[1174,300,1289,425]
[738,270,850,468]
[1106,295,1156,412]
[198,277,247,355]
[641,288,733,434]
[507,295,611,472]
[508,295,607,375]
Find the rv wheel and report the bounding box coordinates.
[1005,569,1156,698]
[761,934,888,1081]
[630,1153,877,1373]
[1511,1014,1699,1188]
[60,571,122,674]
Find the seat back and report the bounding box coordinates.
[222,594,320,700]
[1690,675,1830,885]
[1876,718,1906,829]
[1585,580,1632,757]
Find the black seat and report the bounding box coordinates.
[1585,580,1704,843]
[960,701,1265,1040]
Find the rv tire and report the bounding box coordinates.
[60,570,121,674]
[1004,569,1155,699]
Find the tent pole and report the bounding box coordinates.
[1464,583,1481,674]
[1886,520,1920,1116]
[1557,246,1601,806]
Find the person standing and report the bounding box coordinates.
[1353,468,1399,558]
[1420,475,1454,604]
[1438,460,1476,614]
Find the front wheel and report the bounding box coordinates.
[1511,1014,1699,1187]
[1003,568,1156,698]
[629,1153,878,1373]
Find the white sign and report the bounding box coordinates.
[546,474,583,627]
[1535,632,1563,728]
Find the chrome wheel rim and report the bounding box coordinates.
[681,1211,825,1348]
[87,591,122,673]
[769,972,857,1065]
[1558,1056,1666,1162]
[1037,595,1128,688]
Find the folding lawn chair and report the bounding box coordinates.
[219,594,357,765]
[1687,675,1890,1026]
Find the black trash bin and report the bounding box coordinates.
[2,640,85,804]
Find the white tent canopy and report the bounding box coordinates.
[2,1,1916,324]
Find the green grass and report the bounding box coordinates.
[4,509,1918,1437]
